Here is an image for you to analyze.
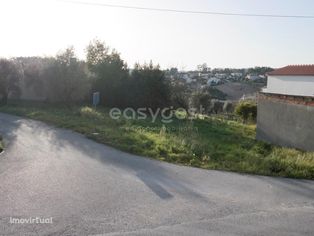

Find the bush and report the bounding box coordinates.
[45,47,91,104]
[191,92,211,113]
[235,100,257,123]
[210,100,224,114]
[0,59,22,104]
[79,106,101,119]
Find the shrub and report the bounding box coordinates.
[235,100,257,123]
[210,99,224,114]
[44,47,91,104]
[79,106,101,119]
[191,92,211,113]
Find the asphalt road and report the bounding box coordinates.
[0,112,314,236]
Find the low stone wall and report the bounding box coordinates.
[257,93,314,151]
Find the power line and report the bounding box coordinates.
[59,0,314,19]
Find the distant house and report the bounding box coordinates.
[188,71,200,78]
[231,72,243,78]
[207,77,221,86]
[200,73,210,80]
[179,72,192,83]
[215,73,226,79]
[246,74,263,81]
[257,65,314,151]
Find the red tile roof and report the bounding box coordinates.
[268,65,314,76]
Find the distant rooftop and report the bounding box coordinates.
[268,65,314,76]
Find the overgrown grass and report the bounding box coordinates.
[1,102,314,179]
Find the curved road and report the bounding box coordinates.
[0,112,314,235]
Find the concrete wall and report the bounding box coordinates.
[257,95,314,151]
[265,75,314,97]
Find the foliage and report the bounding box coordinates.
[86,40,171,110]
[191,92,211,113]
[235,100,257,123]
[169,83,190,111]
[44,47,90,104]
[2,40,172,110]
[129,61,171,110]
[210,100,225,114]
[86,39,129,107]
[247,66,274,75]
[197,63,210,72]
[79,106,102,119]
[16,57,54,97]
[14,50,90,104]
[1,102,314,179]
[0,59,22,104]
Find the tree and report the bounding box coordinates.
[191,92,211,113]
[169,67,178,75]
[130,61,171,110]
[18,57,55,99]
[45,47,90,104]
[197,63,210,72]
[0,59,21,105]
[86,39,128,107]
[170,83,189,111]
[235,100,257,123]
[248,67,274,75]
[210,99,224,114]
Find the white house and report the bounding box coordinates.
[200,73,210,80]
[246,74,262,81]
[188,71,200,78]
[215,73,226,79]
[179,73,192,83]
[231,72,243,77]
[263,65,314,97]
[257,64,314,151]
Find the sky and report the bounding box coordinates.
[1,0,314,70]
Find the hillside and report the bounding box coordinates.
[215,82,264,101]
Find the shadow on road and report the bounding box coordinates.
[1,112,314,203]
[0,113,208,201]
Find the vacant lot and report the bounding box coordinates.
[0,102,313,179]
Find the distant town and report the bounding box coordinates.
[163,65,273,100]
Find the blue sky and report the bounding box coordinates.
[1,0,314,69]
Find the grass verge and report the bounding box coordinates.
[0,102,314,179]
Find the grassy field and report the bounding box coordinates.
[0,102,314,179]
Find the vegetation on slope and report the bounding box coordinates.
[1,102,314,179]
